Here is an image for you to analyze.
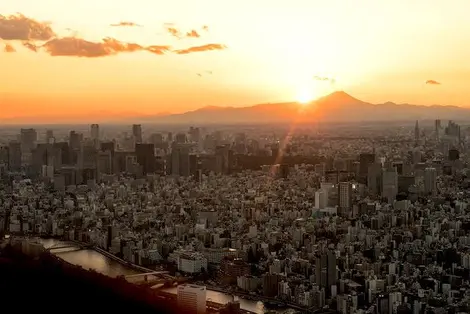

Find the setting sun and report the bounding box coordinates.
[296,88,316,104]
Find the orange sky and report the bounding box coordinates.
[1,0,470,122]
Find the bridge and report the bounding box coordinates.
[45,242,92,252]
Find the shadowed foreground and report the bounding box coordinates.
[0,246,175,313]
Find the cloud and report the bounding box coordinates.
[43,37,146,57]
[146,45,171,55]
[313,75,336,83]
[166,25,204,39]
[4,43,15,52]
[174,43,227,54]
[23,41,38,52]
[0,14,55,41]
[42,36,171,58]
[313,76,330,81]
[110,21,141,27]
[426,80,441,85]
[186,30,200,38]
[166,27,182,38]
[196,71,213,77]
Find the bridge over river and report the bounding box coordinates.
[36,238,294,314]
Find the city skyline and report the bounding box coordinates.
[2,0,470,122]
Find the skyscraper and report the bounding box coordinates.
[359,153,375,177]
[46,129,54,144]
[135,143,155,175]
[91,124,100,141]
[414,120,420,144]
[435,119,441,141]
[424,167,437,195]
[338,182,352,210]
[8,141,22,171]
[20,128,37,153]
[69,131,83,151]
[171,143,190,176]
[132,124,143,144]
[382,166,398,203]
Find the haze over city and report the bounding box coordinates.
[4,2,470,314]
[2,0,470,123]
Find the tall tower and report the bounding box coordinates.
[424,167,437,195]
[414,120,420,144]
[435,119,441,141]
[132,124,143,144]
[91,124,100,141]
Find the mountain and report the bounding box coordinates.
[151,91,470,124]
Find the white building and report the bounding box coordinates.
[177,284,207,314]
[178,253,208,274]
[315,190,327,209]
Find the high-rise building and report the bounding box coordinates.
[435,119,441,141]
[189,127,201,143]
[382,166,398,203]
[170,143,190,176]
[215,145,231,175]
[8,141,22,171]
[177,284,207,314]
[448,149,460,161]
[45,130,54,144]
[69,131,83,151]
[338,182,353,214]
[132,124,143,144]
[315,163,326,177]
[135,143,155,175]
[414,120,420,144]
[315,250,337,290]
[315,190,327,209]
[424,167,437,195]
[176,133,187,144]
[0,146,9,168]
[359,153,375,177]
[91,124,100,141]
[20,128,37,153]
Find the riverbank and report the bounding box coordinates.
[27,237,298,314]
[0,243,175,314]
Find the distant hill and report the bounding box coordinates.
[147,91,470,124]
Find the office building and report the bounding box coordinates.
[177,284,207,314]
[382,166,398,203]
[20,128,37,153]
[45,130,54,144]
[69,131,83,151]
[135,143,155,175]
[448,149,459,161]
[170,143,190,176]
[176,132,187,144]
[424,167,437,195]
[91,124,100,141]
[132,124,143,144]
[338,182,353,214]
[8,141,22,171]
[359,153,375,177]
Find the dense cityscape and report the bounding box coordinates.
[1,120,470,314]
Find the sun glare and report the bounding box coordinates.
[296,88,315,105]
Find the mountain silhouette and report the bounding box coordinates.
[149,91,470,124]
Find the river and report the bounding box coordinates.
[36,238,295,314]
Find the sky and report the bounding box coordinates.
[1,0,470,122]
